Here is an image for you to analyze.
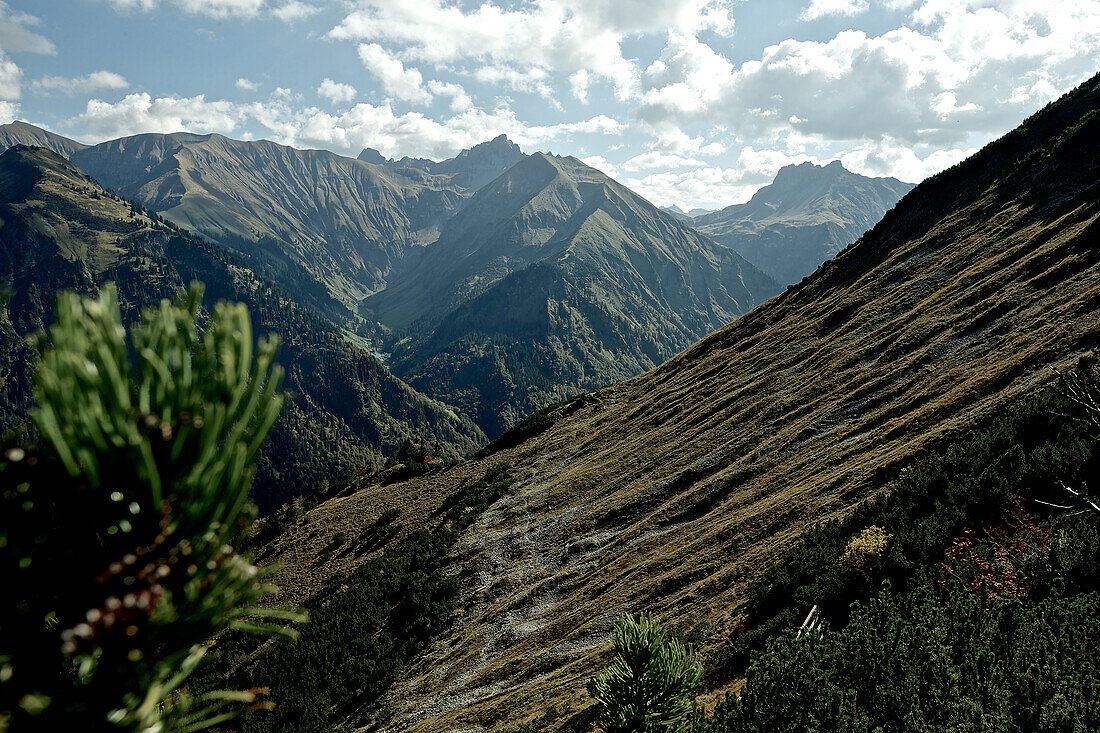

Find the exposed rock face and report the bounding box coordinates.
[360,134,525,193]
[691,161,914,285]
[370,152,780,436]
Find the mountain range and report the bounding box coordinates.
[252,73,1100,730]
[370,152,780,435]
[689,161,913,285]
[67,133,472,315]
[0,144,485,509]
[0,120,89,159]
[661,204,714,219]
[0,120,911,458]
[0,129,526,322]
[358,133,525,192]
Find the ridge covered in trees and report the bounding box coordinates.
[0,145,485,511]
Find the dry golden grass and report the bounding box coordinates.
[259,80,1100,731]
[1,146,162,274]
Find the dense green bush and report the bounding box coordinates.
[713,381,1100,680]
[707,584,1100,733]
[591,613,702,733]
[0,284,302,731]
[696,360,1100,732]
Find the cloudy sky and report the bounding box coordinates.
[1,0,1097,209]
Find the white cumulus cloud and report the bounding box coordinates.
[357,43,432,105]
[73,91,247,140]
[294,103,623,158]
[32,71,129,95]
[473,65,556,103]
[800,0,871,21]
[272,1,318,22]
[427,80,472,112]
[0,99,19,123]
[328,0,737,102]
[102,0,318,21]
[176,0,265,16]
[638,1,1100,150]
[64,87,626,162]
[102,0,159,9]
[622,151,706,172]
[317,78,357,104]
[0,2,55,54]
[0,51,21,100]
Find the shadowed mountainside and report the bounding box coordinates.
[370,152,780,436]
[0,145,485,509]
[258,73,1100,730]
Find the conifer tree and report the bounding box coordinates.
[0,284,303,732]
[590,612,702,733]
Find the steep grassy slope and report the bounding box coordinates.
[692,162,913,285]
[65,132,468,311]
[0,121,87,159]
[257,74,1100,730]
[371,153,779,436]
[0,145,485,510]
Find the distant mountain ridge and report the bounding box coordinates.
[660,204,714,221]
[0,121,87,158]
[691,161,914,284]
[0,124,529,323]
[65,132,471,311]
[0,122,905,440]
[370,152,780,435]
[0,144,485,509]
[358,134,525,193]
[0,123,779,438]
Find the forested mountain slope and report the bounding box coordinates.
[0,145,485,509]
[369,152,780,436]
[258,73,1100,730]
